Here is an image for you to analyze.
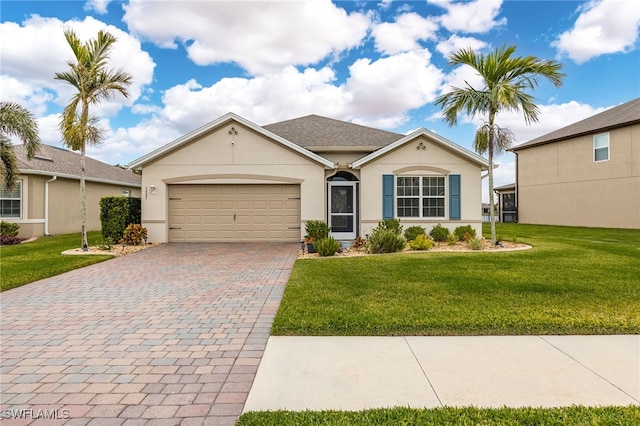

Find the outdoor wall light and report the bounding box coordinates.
[150,184,156,195]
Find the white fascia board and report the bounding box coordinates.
[19,169,142,187]
[350,128,489,170]
[127,112,335,170]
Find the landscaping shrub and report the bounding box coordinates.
[447,233,457,245]
[122,224,147,245]
[351,236,366,250]
[429,224,450,242]
[454,224,477,241]
[313,237,341,256]
[304,220,330,241]
[467,237,483,250]
[377,218,403,236]
[0,221,20,237]
[404,225,426,241]
[0,234,23,246]
[100,197,141,243]
[365,228,406,254]
[409,234,433,250]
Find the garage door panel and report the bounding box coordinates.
[168,184,300,242]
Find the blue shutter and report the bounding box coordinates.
[449,174,461,220]
[382,174,394,219]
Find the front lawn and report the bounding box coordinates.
[0,231,113,292]
[272,223,640,335]
[238,406,640,426]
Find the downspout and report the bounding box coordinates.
[44,176,57,236]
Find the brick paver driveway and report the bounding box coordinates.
[1,243,298,425]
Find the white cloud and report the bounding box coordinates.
[553,0,640,63]
[436,34,488,58]
[430,0,506,33]
[372,12,438,55]
[345,50,445,127]
[122,0,370,75]
[0,15,155,116]
[84,0,112,14]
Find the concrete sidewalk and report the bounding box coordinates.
[244,335,639,412]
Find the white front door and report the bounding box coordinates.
[328,181,357,240]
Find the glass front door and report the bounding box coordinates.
[328,182,357,240]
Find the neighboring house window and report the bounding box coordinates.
[396,176,445,218]
[594,133,609,162]
[0,181,22,219]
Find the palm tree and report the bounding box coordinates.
[55,29,131,251]
[435,44,565,244]
[0,102,41,191]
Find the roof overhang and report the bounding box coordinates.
[350,128,489,170]
[127,112,336,170]
[19,169,142,187]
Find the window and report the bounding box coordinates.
[396,176,445,218]
[594,133,609,162]
[0,181,22,218]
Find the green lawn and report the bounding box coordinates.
[238,406,640,426]
[0,231,113,292]
[272,223,640,336]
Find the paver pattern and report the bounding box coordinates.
[1,243,298,425]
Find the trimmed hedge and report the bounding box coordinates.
[100,196,141,243]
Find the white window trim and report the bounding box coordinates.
[0,179,23,220]
[593,132,610,163]
[395,175,446,219]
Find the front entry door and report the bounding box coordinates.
[328,182,357,240]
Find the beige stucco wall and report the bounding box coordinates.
[6,174,141,238]
[140,121,329,243]
[358,135,484,237]
[516,124,640,228]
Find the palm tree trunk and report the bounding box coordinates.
[488,110,497,245]
[80,146,88,251]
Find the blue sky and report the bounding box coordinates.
[2,0,639,200]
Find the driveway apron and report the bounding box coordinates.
[1,243,298,425]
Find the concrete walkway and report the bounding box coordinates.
[245,335,639,412]
[0,243,298,426]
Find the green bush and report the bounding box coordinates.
[378,218,403,236]
[100,197,141,243]
[467,237,484,250]
[404,225,426,241]
[313,237,341,256]
[409,234,433,250]
[454,225,477,241]
[429,224,450,242]
[447,233,457,245]
[122,224,147,246]
[365,228,406,254]
[0,221,19,237]
[305,220,330,242]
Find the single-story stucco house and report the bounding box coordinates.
[128,113,489,243]
[510,97,639,229]
[1,144,142,238]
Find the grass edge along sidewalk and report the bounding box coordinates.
[238,405,640,426]
[272,223,640,336]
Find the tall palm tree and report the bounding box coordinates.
[55,29,131,251]
[435,44,565,244]
[0,102,41,191]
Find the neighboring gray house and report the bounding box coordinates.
[510,98,639,229]
[1,144,142,238]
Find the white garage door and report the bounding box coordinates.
[168,184,301,242]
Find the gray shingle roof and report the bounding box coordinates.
[15,144,141,186]
[263,114,404,150]
[512,98,640,151]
